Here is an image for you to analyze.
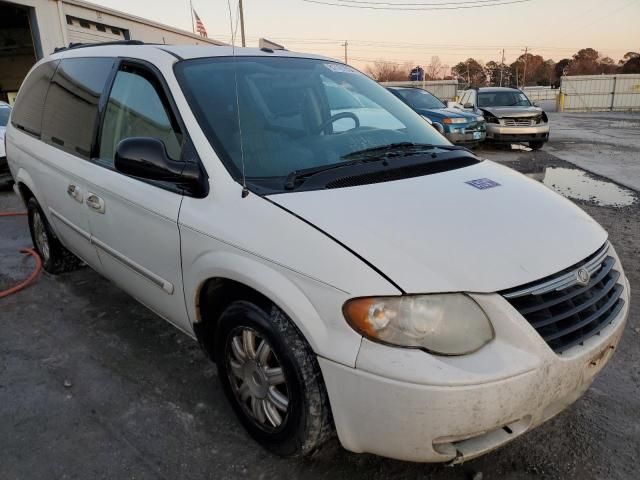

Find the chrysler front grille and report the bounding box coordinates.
[501,243,624,353]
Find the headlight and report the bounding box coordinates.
[442,117,467,124]
[476,116,485,122]
[343,294,494,355]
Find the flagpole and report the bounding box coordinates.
[189,0,195,34]
[239,0,246,47]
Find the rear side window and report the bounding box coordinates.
[42,57,115,159]
[11,61,59,137]
[99,66,183,166]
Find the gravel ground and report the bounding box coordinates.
[1,124,639,479]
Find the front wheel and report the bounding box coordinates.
[215,301,333,456]
[529,141,545,150]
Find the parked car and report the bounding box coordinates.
[388,86,486,146]
[456,87,549,149]
[0,101,12,185]
[6,43,629,463]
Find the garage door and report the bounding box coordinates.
[66,16,126,45]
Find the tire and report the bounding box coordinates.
[215,300,333,457]
[27,197,81,274]
[529,141,545,150]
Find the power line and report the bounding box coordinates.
[582,0,639,29]
[205,33,588,51]
[301,0,535,10]
[335,0,514,5]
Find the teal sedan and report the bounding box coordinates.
[388,87,486,146]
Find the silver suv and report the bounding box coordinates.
[458,87,549,150]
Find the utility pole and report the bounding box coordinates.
[341,40,348,64]
[522,46,529,87]
[499,48,505,87]
[239,0,246,47]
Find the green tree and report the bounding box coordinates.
[452,58,486,87]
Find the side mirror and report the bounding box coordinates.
[463,103,474,109]
[115,137,204,195]
[533,101,540,107]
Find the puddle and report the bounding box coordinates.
[524,167,636,207]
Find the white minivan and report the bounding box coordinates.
[5,43,629,463]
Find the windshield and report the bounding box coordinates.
[393,88,445,110]
[175,57,448,186]
[478,91,531,107]
[0,106,10,127]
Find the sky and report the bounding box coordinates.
[97,0,639,72]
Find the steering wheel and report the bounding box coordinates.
[316,112,360,134]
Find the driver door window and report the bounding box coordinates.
[99,66,182,167]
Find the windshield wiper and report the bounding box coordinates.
[342,142,465,160]
[283,143,471,190]
[284,157,387,190]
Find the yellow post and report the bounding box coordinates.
[557,92,565,112]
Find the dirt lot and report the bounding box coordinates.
[1,114,639,479]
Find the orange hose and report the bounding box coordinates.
[0,212,27,217]
[1,212,42,298]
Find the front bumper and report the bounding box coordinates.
[320,275,629,463]
[485,123,550,143]
[444,121,486,145]
[446,130,487,145]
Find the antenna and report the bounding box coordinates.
[227,1,249,197]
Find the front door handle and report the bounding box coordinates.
[67,184,83,203]
[86,193,105,214]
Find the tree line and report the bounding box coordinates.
[366,48,640,87]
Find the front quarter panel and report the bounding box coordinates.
[179,190,401,367]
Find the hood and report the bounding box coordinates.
[416,107,474,120]
[270,161,606,294]
[479,106,542,118]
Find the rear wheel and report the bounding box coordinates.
[215,301,333,456]
[529,141,545,150]
[27,197,81,274]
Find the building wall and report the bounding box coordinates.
[6,0,223,59]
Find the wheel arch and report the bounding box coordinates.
[15,169,43,210]
[187,250,359,367]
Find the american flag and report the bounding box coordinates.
[193,9,208,38]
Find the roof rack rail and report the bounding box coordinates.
[54,40,146,53]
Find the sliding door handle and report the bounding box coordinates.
[67,184,83,203]
[86,193,105,214]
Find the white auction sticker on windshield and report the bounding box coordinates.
[324,63,358,74]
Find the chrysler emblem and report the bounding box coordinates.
[576,268,591,286]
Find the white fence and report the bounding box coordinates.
[522,86,559,101]
[558,74,640,112]
[380,80,460,101]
